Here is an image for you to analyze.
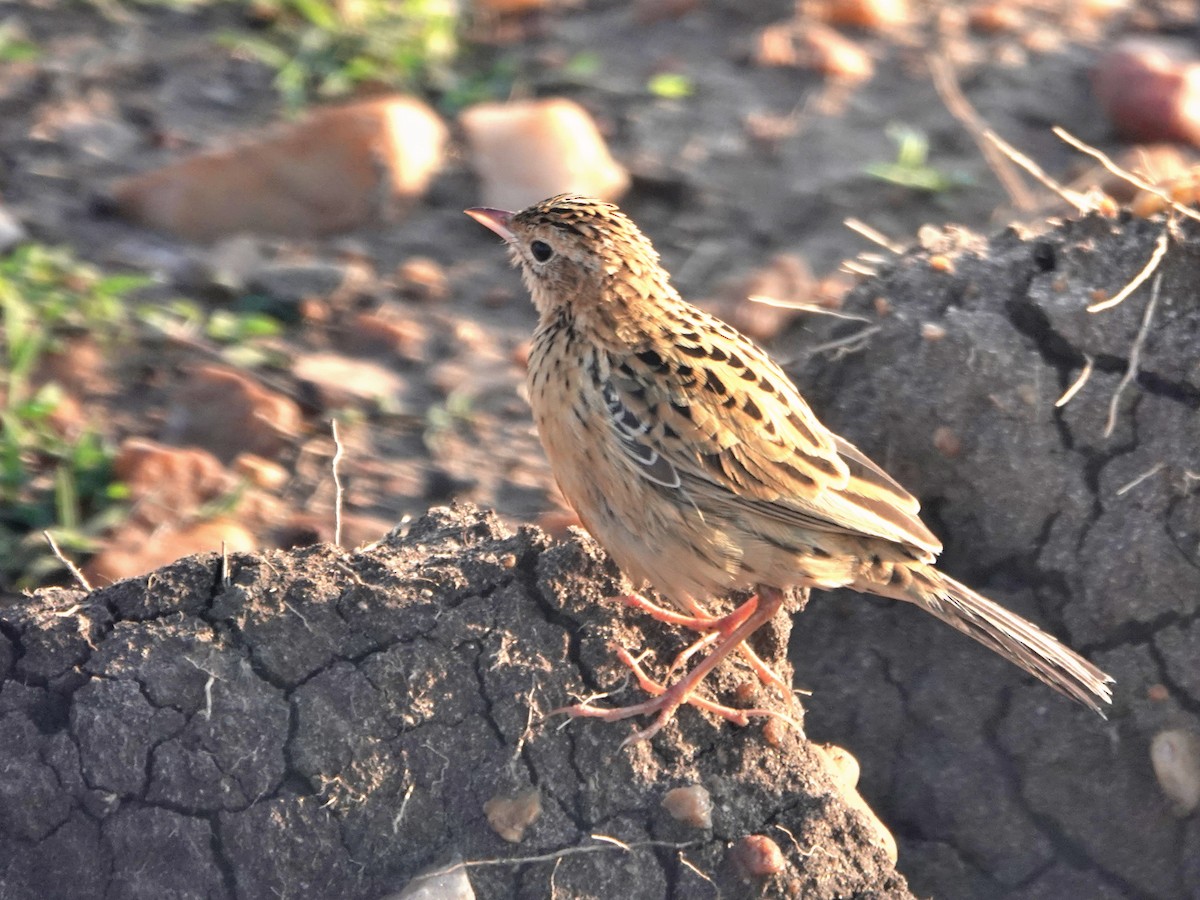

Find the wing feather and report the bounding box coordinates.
[600,310,941,556]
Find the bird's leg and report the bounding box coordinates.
[617,591,719,629]
[558,585,800,743]
[620,592,795,703]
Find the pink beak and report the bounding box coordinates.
[465,207,515,242]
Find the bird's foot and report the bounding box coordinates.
[619,592,798,705]
[555,645,803,746]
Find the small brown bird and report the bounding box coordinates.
[467,195,1114,742]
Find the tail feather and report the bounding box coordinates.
[876,567,1114,714]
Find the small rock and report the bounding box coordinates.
[756,21,875,83]
[109,95,448,240]
[461,98,630,210]
[32,96,140,162]
[483,787,541,843]
[247,260,352,305]
[811,743,897,862]
[1093,38,1200,146]
[1077,0,1129,24]
[662,784,713,829]
[815,743,861,789]
[813,272,853,310]
[450,319,489,353]
[1147,683,1171,702]
[86,518,256,584]
[395,257,449,303]
[730,834,785,880]
[1131,165,1200,217]
[932,425,962,459]
[344,311,427,362]
[1150,729,1200,816]
[928,254,954,273]
[511,339,532,369]
[292,351,407,409]
[113,438,234,527]
[921,322,947,341]
[163,365,303,462]
[819,0,908,31]
[390,855,475,900]
[1069,144,1192,205]
[967,1,1025,34]
[197,235,268,294]
[233,453,290,491]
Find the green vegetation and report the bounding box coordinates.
[223,0,467,110]
[865,124,971,193]
[0,21,39,62]
[0,246,284,588]
[647,72,693,100]
[0,246,144,589]
[423,388,475,454]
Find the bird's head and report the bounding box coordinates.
[466,195,673,322]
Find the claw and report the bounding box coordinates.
[554,587,804,744]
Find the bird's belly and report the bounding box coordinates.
[525,346,865,606]
[528,396,744,607]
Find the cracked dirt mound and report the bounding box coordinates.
[2,211,1198,898]
[787,211,1200,899]
[0,505,906,899]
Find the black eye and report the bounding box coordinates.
[530,240,553,263]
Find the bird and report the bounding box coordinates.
[466,195,1115,743]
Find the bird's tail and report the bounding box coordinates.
[870,566,1114,714]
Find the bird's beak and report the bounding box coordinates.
[465,207,515,242]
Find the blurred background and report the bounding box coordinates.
[3,1,1200,896]
[5,0,1182,594]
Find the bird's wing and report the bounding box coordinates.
[602,310,942,556]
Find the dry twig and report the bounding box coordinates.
[807,325,882,358]
[1103,271,1161,439]
[421,835,699,880]
[928,53,1038,210]
[844,217,906,255]
[749,294,872,323]
[1055,354,1094,408]
[980,128,1093,213]
[840,259,879,278]
[1053,127,1200,224]
[1115,462,1167,496]
[678,851,719,893]
[1088,227,1169,312]
[42,530,93,592]
[331,419,345,548]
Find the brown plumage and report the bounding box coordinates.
[467,195,1114,741]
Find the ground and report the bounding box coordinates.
[0,1,1198,898]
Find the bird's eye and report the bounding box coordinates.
[530,240,554,263]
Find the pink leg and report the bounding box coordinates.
[557,586,802,743]
[617,592,723,630]
[622,592,796,703]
